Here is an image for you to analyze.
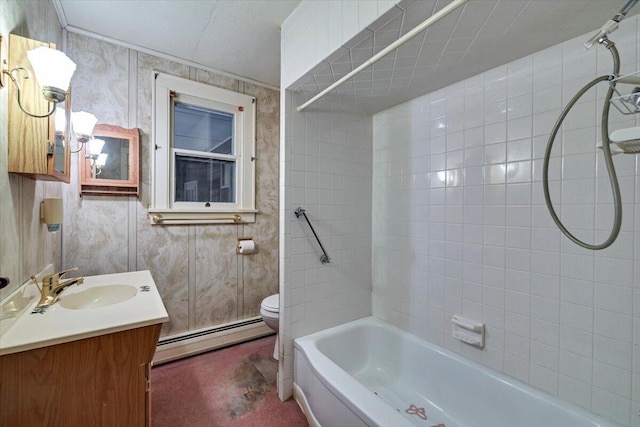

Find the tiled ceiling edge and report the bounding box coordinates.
[289,0,640,116]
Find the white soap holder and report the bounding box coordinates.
[451,315,485,348]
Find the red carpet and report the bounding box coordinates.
[151,336,308,427]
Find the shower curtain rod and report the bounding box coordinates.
[296,0,469,112]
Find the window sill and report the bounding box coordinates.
[148,209,257,225]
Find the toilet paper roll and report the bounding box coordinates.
[238,239,255,255]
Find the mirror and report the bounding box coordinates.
[79,124,139,196]
[92,136,129,180]
[52,91,71,177]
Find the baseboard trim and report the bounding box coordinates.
[153,318,274,365]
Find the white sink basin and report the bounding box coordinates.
[0,270,169,356]
[60,285,138,310]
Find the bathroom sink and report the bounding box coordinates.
[59,285,137,310]
[1,270,168,357]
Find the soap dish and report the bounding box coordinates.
[0,291,34,320]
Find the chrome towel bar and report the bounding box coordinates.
[295,207,330,264]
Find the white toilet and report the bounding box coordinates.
[260,293,279,360]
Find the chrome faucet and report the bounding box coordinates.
[32,267,84,308]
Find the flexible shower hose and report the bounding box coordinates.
[542,42,623,250]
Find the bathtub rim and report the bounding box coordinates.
[293,316,621,427]
[294,319,413,426]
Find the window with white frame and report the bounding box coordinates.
[150,73,256,224]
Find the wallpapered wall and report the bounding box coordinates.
[62,32,280,337]
[0,0,64,301]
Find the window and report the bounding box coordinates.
[150,73,256,224]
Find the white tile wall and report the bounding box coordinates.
[373,18,640,427]
[278,90,373,400]
[285,1,634,116]
[281,0,402,88]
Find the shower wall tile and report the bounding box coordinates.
[281,0,401,88]
[279,90,373,400]
[373,16,640,426]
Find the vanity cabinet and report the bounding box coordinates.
[0,323,161,427]
[7,34,70,182]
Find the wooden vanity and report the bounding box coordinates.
[0,270,168,427]
[0,324,161,427]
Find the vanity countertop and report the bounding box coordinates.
[0,270,169,356]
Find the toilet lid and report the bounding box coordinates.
[261,294,279,312]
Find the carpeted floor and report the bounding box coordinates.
[151,335,309,427]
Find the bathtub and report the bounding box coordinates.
[294,317,619,427]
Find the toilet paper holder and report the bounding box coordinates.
[236,237,256,255]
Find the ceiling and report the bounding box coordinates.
[54,0,300,88]
[291,0,640,114]
[54,0,639,112]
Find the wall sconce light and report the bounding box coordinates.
[88,138,105,159]
[54,107,99,157]
[0,35,76,118]
[95,153,108,176]
[40,198,63,232]
[86,138,107,176]
[70,111,98,153]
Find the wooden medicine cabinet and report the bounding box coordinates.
[79,124,139,196]
[7,34,70,182]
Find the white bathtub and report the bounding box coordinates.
[294,317,619,427]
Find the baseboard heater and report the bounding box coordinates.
[153,316,273,365]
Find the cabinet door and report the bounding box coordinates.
[7,34,70,183]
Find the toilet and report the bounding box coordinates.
[260,293,279,360]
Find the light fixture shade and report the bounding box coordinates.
[72,111,98,137]
[90,138,105,157]
[96,153,108,167]
[26,47,76,92]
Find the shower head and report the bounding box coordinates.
[584,20,618,49]
[584,0,640,49]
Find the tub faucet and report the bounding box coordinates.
[33,267,84,308]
